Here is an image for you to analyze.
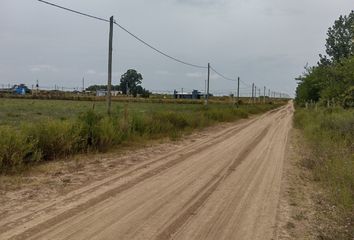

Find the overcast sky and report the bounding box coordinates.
[0,0,353,96]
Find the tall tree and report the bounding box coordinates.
[325,11,354,62]
[120,69,143,97]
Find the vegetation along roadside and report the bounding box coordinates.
[0,99,283,173]
[293,10,353,239]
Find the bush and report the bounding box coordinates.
[94,117,124,151]
[76,110,103,150]
[23,120,78,160]
[0,126,38,171]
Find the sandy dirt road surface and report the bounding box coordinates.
[0,103,294,240]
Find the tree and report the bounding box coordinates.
[295,56,354,105]
[120,69,143,97]
[295,11,354,107]
[325,11,354,62]
[135,86,151,98]
[295,66,321,104]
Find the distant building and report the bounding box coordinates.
[173,89,203,99]
[13,84,29,95]
[96,90,121,97]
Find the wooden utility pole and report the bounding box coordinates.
[107,16,114,115]
[237,77,240,103]
[263,86,266,104]
[258,88,261,103]
[205,63,210,105]
[254,85,257,103]
[252,83,254,104]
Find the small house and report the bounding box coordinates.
[174,90,203,99]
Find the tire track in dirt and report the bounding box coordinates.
[155,126,271,240]
[172,104,293,240]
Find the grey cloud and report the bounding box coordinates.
[1,0,353,97]
[155,70,171,76]
[29,65,58,73]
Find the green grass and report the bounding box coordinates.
[294,107,354,213]
[0,98,207,126]
[0,98,282,173]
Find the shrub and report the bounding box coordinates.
[76,110,103,150]
[94,117,124,152]
[23,119,78,160]
[0,126,37,171]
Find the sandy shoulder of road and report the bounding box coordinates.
[274,127,317,239]
[274,127,351,240]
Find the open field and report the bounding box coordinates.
[0,98,206,125]
[0,102,293,240]
[0,98,284,173]
[0,98,282,126]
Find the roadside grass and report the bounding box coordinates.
[293,107,354,236]
[0,98,283,173]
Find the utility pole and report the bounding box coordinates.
[252,83,254,104]
[36,79,39,95]
[82,77,85,92]
[237,76,240,104]
[107,16,114,115]
[205,63,210,105]
[268,89,270,99]
[263,86,266,104]
[258,88,261,103]
[254,85,257,103]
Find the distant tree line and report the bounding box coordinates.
[295,10,354,108]
[86,69,151,98]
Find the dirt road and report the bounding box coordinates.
[0,103,294,240]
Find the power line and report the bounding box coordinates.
[209,65,236,82]
[37,0,207,69]
[113,22,207,69]
[240,79,252,87]
[37,0,109,22]
[36,0,289,97]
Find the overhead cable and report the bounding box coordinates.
[38,0,110,22]
[113,22,207,69]
[209,66,237,82]
[37,0,207,69]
